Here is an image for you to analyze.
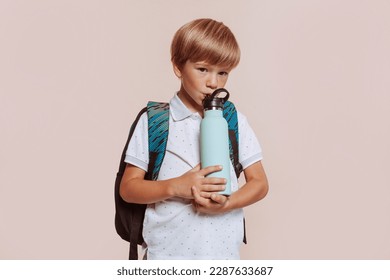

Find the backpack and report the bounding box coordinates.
[114,100,243,259]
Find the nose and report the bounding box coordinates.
[206,73,218,89]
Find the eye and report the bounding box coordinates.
[197,68,207,73]
[218,71,229,76]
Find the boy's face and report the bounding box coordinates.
[173,60,232,113]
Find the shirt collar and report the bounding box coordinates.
[170,93,198,121]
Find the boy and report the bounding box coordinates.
[120,18,268,259]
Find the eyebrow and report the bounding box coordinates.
[193,61,210,66]
[193,62,230,71]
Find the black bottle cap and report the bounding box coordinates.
[203,88,230,110]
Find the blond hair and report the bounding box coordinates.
[171,18,240,70]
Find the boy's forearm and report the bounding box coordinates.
[120,164,226,205]
[226,178,268,211]
[120,177,176,204]
[222,161,269,212]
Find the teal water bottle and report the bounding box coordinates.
[200,88,231,196]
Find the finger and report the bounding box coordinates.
[191,185,200,199]
[210,193,228,205]
[198,184,225,192]
[199,165,223,176]
[199,191,213,199]
[202,177,227,185]
[191,186,201,200]
[192,186,208,206]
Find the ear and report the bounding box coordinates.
[172,63,182,79]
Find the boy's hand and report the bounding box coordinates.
[172,164,226,199]
[191,186,229,214]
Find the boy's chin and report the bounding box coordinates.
[192,101,204,112]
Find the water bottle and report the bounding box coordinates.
[200,88,231,196]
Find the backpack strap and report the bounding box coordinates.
[223,101,243,178]
[146,101,170,180]
[223,101,246,244]
[114,107,148,260]
[125,102,170,260]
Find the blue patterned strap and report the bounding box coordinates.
[223,100,246,244]
[223,101,242,178]
[146,101,170,180]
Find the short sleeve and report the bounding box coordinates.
[124,111,149,172]
[237,111,263,170]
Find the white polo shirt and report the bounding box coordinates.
[125,93,263,260]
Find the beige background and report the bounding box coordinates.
[1,0,389,259]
